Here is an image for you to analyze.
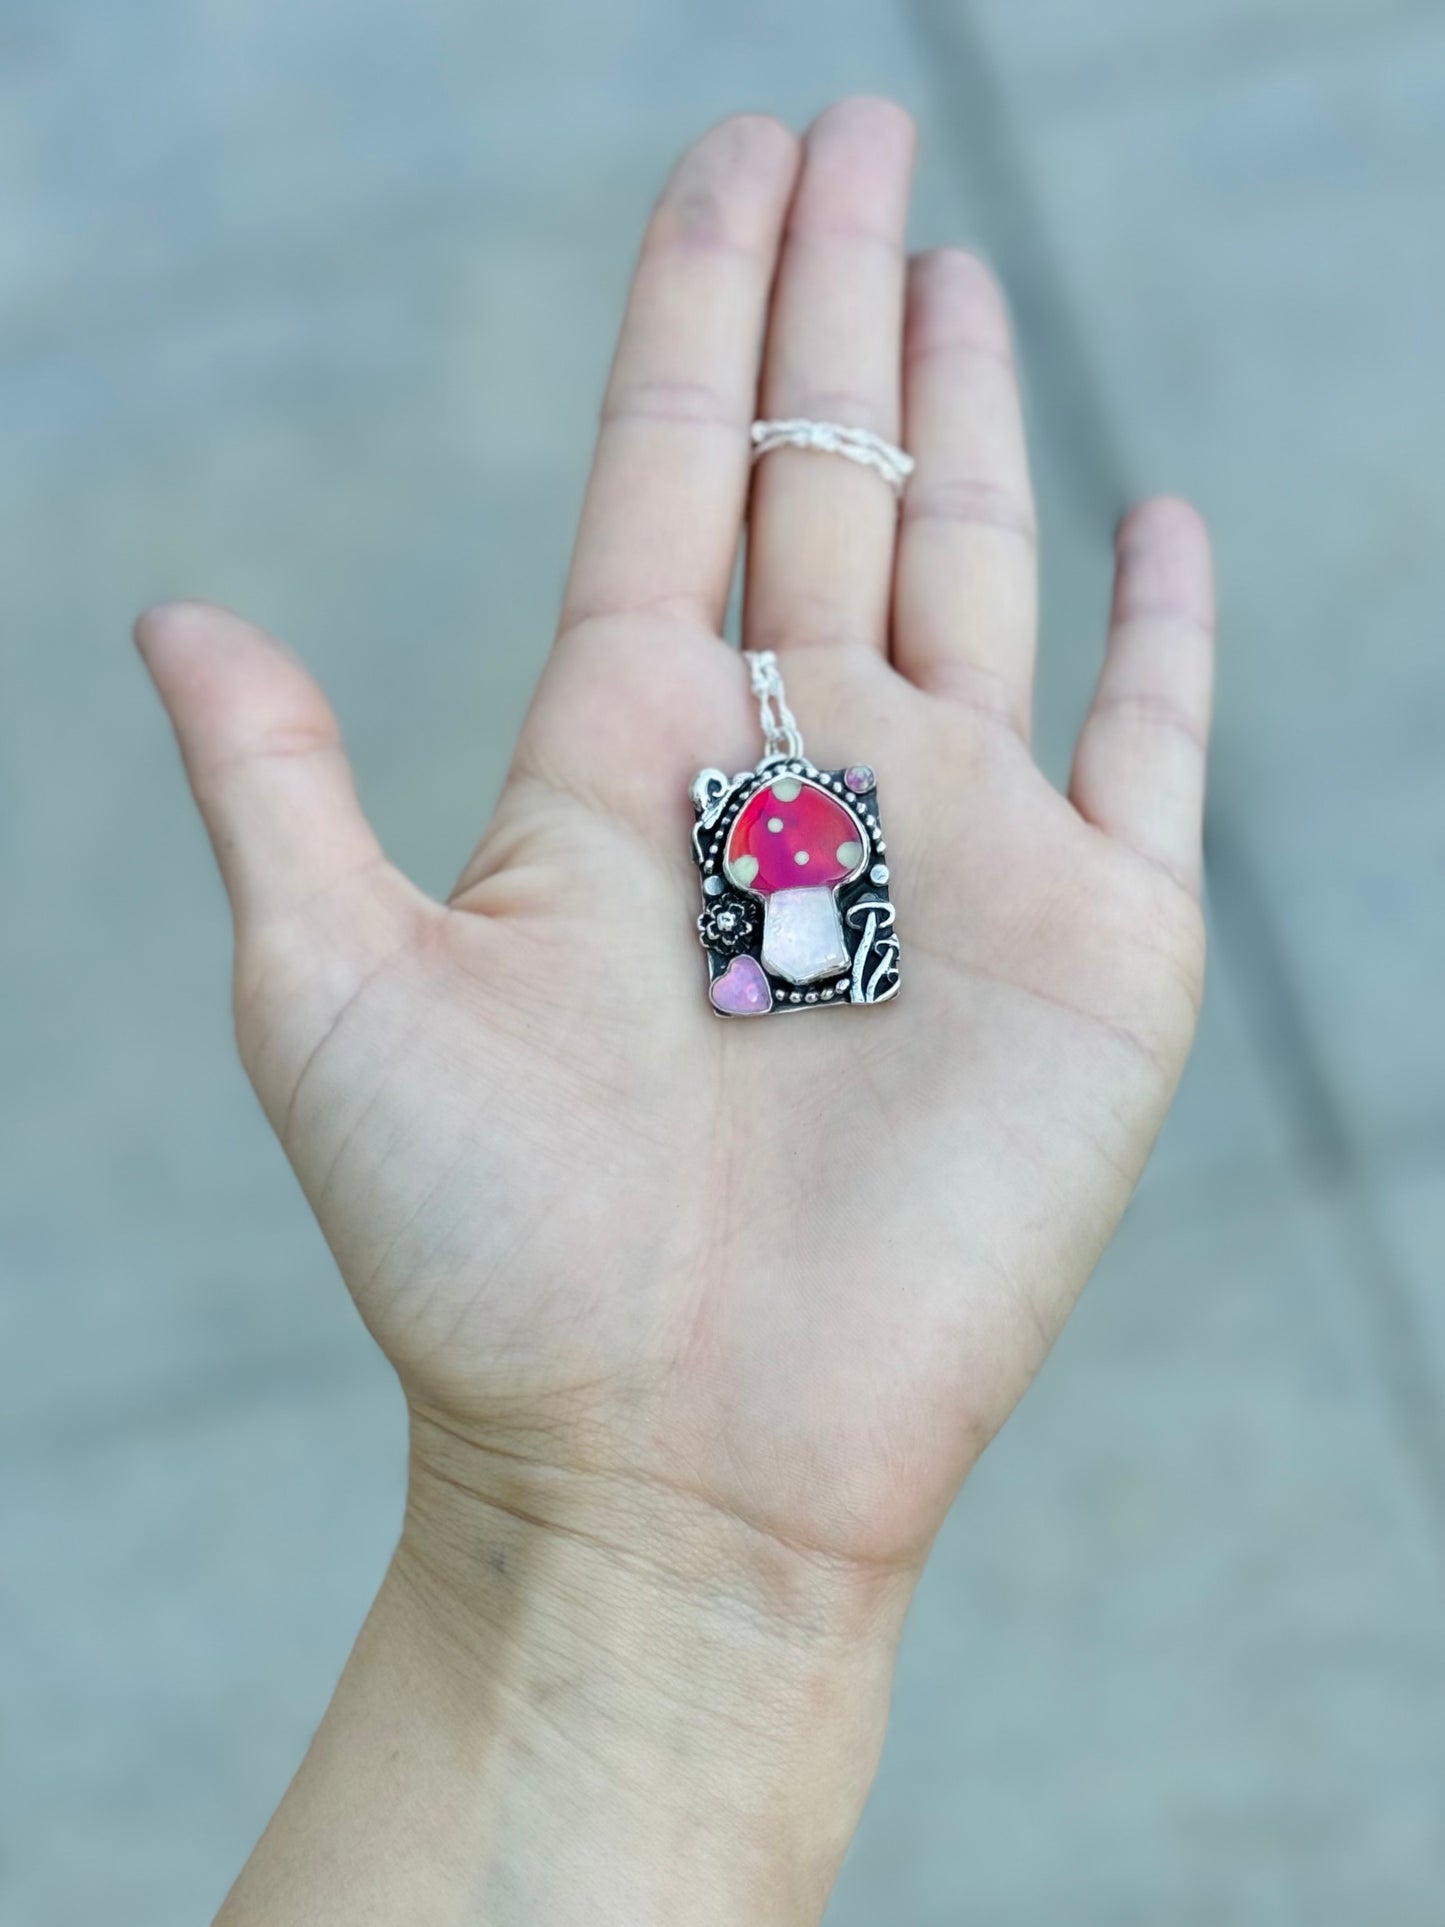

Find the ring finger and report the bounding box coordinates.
[744,97,916,664]
[892,248,1037,733]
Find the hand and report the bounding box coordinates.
[141,99,1213,1927]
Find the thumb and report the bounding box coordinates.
[135,600,385,933]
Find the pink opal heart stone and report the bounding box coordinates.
[709,953,772,1017]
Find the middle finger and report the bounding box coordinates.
[744,97,916,664]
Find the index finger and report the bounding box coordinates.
[560,116,801,636]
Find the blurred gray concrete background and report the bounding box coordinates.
[3,1,1444,1920]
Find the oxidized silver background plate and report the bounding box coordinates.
[690,758,901,1017]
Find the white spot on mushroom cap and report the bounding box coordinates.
[730,854,759,887]
[794,850,809,866]
[770,777,802,802]
[835,840,864,868]
[767,816,784,833]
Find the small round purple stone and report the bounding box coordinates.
[843,763,876,794]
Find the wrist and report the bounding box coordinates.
[392,1405,912,1924]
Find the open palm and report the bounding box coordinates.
[140,101,1213,1585]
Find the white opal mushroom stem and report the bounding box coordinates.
[759,887,850,986]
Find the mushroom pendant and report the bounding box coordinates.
[690,754,900,1018]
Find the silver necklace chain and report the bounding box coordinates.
[743,649,805,763]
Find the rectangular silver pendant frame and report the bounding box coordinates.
[690,757,901,1017]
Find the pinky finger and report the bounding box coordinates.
[1069,497,1215,898]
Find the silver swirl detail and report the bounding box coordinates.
[845,897,901,1004]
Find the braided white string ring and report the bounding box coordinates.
[749,417,914,500]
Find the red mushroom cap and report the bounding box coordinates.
[723,775,867,897]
